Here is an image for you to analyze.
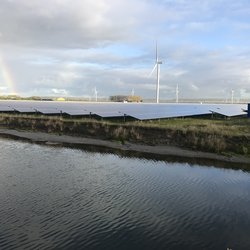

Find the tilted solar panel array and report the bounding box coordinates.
[119,103,212,120]
[0,100,247,120]
[0,102,14,112]
[209,104,246,116]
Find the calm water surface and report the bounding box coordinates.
[0,138,250,250]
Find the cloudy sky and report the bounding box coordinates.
[0,0,250,101]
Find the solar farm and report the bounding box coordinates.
[0,100,247,120]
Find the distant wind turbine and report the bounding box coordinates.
[176,83,179,103]
[149,42,162,103]
[94,87,98,102]
[231,89,234,104]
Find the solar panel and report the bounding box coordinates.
[49,102,89,116]
[0,106,14,112]
[63,110,90,115]
[13,107,36,113]
[93,111,123,118]
[0,100,247,120]
[35,108,61,114]
[128,108,211,120]
[82,103,123,117]
[118,103,212,120]
[209,104,247,117]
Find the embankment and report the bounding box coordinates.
[0,114,249,161]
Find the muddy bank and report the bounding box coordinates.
[0,128,250,166]
[0,115,250,159]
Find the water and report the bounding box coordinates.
[0,138,250,250]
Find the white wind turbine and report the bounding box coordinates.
[176,83,179,103]
[150,42,162,103]
[94,87,98,102]
[231,89,234,104]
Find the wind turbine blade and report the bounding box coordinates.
[156,40,158,62]
[149,63,157,77]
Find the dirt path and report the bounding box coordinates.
[0,128,250,165]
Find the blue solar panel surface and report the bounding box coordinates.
[209,104,246,116]
[0,100,247,120]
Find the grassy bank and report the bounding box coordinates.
[0,113,249,157]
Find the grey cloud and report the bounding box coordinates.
[0,0,148,49]
[0,0,250,100]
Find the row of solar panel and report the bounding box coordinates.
[0,100,247,120]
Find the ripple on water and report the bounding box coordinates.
[0,139,250,250]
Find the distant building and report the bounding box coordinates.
[110,95,142,102]
[127,95,142,102]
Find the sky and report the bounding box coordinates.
[0,0,250,101]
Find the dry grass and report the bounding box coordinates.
[130,118,250,137]
[0,113,249,156]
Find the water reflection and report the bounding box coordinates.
[50,140,250,171]
[0,138,250,250]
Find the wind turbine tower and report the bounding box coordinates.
[150,42,162,103]
[231,89,234,104]
[176,83,179,103]
[94,87,98,102]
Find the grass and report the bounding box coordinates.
[129,118,250,136]
[0,113,249,136]
[0,113,249,156]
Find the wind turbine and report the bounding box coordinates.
[94,87,98,102]
[150,42,162,103]
[231,89,234,104]
[176,83,179,103]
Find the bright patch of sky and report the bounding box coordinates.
[0,0,250,101]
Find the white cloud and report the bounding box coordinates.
[0,86,8,91]
[0,0,250,100]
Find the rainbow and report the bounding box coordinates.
[0,53,16,95]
